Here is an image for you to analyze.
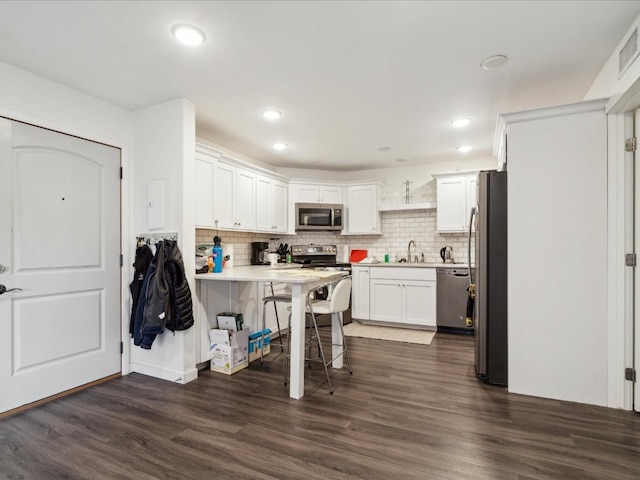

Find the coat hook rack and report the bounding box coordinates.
[136,232,178,248]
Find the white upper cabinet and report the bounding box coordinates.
[291,182,344,204]
[433,171,478,233]
[256,174,288,233]
[214,158,256,231]
[345,183,382,235]
[288,180,344,233]
[194,149,218,228]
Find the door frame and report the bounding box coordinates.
[0,109,132,379]
[606,78,640,411]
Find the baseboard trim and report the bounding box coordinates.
[0,372,121,419]
[130,362,198,384]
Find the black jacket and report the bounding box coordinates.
[133,240,194,349]
[129,245,153,337]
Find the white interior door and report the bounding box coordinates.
[0,118,121,413]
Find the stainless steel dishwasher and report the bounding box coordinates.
[436,267,474,334]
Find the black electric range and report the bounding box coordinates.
[290,244,351,270]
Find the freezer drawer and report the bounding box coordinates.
[436,267,474,333]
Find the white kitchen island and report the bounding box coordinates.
[196,265,347,399]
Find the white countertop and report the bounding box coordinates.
[195,264,345,283]
[351,262,471,269]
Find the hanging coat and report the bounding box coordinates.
[133,240,194,349]
[129,245,153,337]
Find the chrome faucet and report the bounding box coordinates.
[407,240,416,263]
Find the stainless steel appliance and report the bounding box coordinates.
[295,203,343,232]
[290,244,352,325]
[251,241,270,265]
[469,170,507,386]
[436,267,474,334]
[439,246,454,263]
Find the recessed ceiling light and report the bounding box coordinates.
[457,145,472,153]
[272,142,287,151]
[262,109,282,120]
[481,54,508,70]
[450,117,471,128]
[378,146,392,152]
[171,24,206,46]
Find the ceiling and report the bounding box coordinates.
[1,1,639,171]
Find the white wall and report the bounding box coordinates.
[586,14,640,101]
[130,99,198,383]
[506,102,608,406]
[0,62,133,145]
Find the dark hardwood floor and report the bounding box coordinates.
[1,332,639,480]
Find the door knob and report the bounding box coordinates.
[0,264,6,274]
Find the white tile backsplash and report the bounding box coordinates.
[197,209,473,266]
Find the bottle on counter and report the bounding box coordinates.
[212,235,223,273]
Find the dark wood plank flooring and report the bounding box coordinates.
[1,332,639,479]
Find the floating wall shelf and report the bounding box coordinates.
[378,202,436,212]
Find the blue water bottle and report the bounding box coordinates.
[213,236,223,273]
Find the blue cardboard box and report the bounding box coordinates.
[248,329,271,362]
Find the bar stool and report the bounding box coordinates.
[259,283,291,364]
[285,276,353,394]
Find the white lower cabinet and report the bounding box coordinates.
[351,266,370,320]
[368,267,436,327]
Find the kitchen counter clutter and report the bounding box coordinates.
[196,264,343,281]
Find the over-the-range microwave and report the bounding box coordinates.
[295,203,343,232]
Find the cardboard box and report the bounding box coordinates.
[217,312,244,331]
[209,328,249,375]
[248,329,272,363]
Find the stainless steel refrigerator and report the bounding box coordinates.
[469,170,508,386]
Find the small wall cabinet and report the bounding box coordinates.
[345,183,382,235]
[256,174,288,233]
[291,182,344,204]
[194,149,218,228]
[433,171,478,233]
[214,159,257,231]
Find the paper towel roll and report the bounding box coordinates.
[342,245,349,263]
[224,244,234,268]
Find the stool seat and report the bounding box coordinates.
[263,294,292,303]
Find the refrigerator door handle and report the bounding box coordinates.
[467,206,476,285]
